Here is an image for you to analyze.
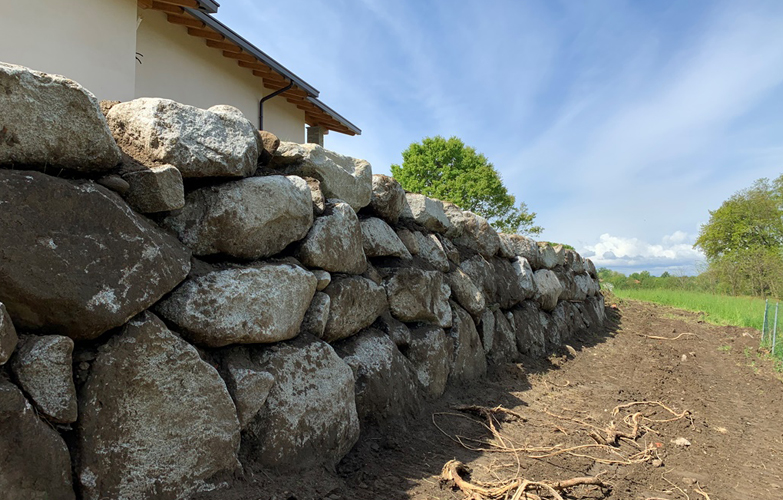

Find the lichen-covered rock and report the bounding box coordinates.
[304,176,326,215]
[157,264,316,347]
[396,228,420,255]
[0,302,18,365]
[0,62,121,173]
[405,326,452,400]
[477,309,495,355]
[511,301,549,357]
[449,211,501,258]
[511,256,536,299]
[368,174,406,223]
[313,270,332,291]
[297,201,367,274]
[490,309,519,364]
[258,130,280,165]
[335,329,422,422]
[537,242,558,269]
[491,257,527,309]
[9,335,77,423]
[400,194,453,233]
[0,380,75,500]
[458,254,495,306]
[360,217,411,259]
[0,170,191,340]
[553,244,567,267]
[300,292,331,338]
[271,142,372,210]
[415,231,450,272]
[384,268,452,328]
[585,258,598,278]
[77,312,240,500]
[322,276,388,342]
[553,267,576,301]
[532,269,564,312]
[447,303,487,384]
[565,249,585,274]
[373,310,412,347]
[162,175,313,260]
[503,234,541,269]
[497,234,516,259]
[217,348,275,429]
[106,99,258,178]
[245,335,359,470]
[121,163,184,213]
[446,268,486,320]
[574,272,592,302]
[439,235,461,263]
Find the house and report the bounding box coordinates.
[0,0,359,144]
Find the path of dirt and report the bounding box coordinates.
[205,298,783,500]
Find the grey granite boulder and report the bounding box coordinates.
[360,217,411,259]
[449,211,501,258]
[396,228,420,255]
[106,99,258,178]
[245,335,359,470]
[299,292,331,338]
[0,62,121,173]
[297,201,367,273]
[447,303,487,384]
[335,329,422,422]
[9,335,77,423]
[0,381,75,500]
[405,326,453,400]
[446,268,486,320]
[537,242,558,269]
[383,268,452,328]
[162,175,313,260]
[121,163,184,213]
[532,269,564,312]
[477,309,495,355]
[0,170,191,340]
[400,194,453,233]
[373,310,412,347]
[511,301,549,357]
[491,257,528,309]
[322,276,388,342]
[77,312,240,500]
[271,142,372,210]
[511,256,537,299]
[217,348,275,429]
[415,231,450,272]
[489,309,519,364]
[368,174,406,223]
[156,264,317,347]
[0,303,17,365]
[503,234,541,269]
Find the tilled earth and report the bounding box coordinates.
[205,298,783,500]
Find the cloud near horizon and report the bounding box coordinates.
[581,231,705,276]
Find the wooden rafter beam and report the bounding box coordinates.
[205,39,242,52]
[149,1,184,14]
[186,27,224,40]
[152,0,200,8]
[222,50,256,63]
[138,0,154,8]
[167,14,204,28]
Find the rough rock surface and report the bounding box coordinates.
[373,311,411,347]
[0,170,191,340]
[537,242,558,269]
[447,303,488,384]
[297,201,367,273]
[553,244,567,267]
[511,256,537,299]
[122,163,184,213]
[245,335,360,470]
[258,130,280,165]
[322,276,388,342]
[313,270,332,291]
[163,175,312,260]
[511,301,549,357]
[439,235,461,263]
[360,217,411,259]
[77,312,240,500]
[368,174,406,223]
[156,264,317,347]
[335,329,422,422]
[497,234,516,259]
[446,268,486,320]
[415,231,450,272]
[491,257,527,309]
[533,269,564,312]
[405,326,452,400]
[477,309,496,355]
[384,268,452,328]
[9,335,77,423]
[0,62,121,172]
[106,99,259,178]
[400,194,453,233]
[0,381,76,500]
[304,177,326,215]
[503,234,541,269]
[459,254,495,305]
[300,292,331,338]
[586,259,598,278]
[217,348,275,429]
[490,309,519,364]
[271,142,372,210]
[396,228,420,255]
[0,302,17,365]
[450,211,501,258]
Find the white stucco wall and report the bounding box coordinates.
[0,0,137,101]
[135,8,306,142]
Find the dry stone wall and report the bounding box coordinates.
[0,62,606,500]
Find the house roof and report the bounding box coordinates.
[138,0,360,136]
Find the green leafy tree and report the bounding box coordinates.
[390,136,542,235]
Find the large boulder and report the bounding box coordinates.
[477,309,495,355]
[121,162,185,213]
[383,268,452,328]
[156,264,317,347]
[9,335,77,423]
[532,269,564,312]
[299,292,331,338]
[447,303,487,384]
[244,335,360,470]
[0,62,121,173]
[335,329,422,423]
[405,326,453,400]
[537,242,558,269]
[511,301,549,357]
[565,249,585,274]
[162,175,312,260]
[322,276,388,342]
[271,142,372,211]
[0,302,17,365]
[373,310,412,347]
[511,256,537,299]
[459,254,495,305]
[216,348,275,429]
[360,217,411,259]
[503,234,541,269]
[400,194,453,233]
[0,381,76,500]
[77,312,241,500]
[491,257,527,309]
[297,201,367,273]
[489,309,519,364]
[448,211,501,258]
[106,99,258,178]
[0,170,191,340]
[414,231,450,272]
[368,174,406,223]
[445,268,486,320]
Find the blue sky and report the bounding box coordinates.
[218,0,783,275]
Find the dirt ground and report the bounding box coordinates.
[205,298,783,500]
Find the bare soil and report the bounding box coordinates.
[203,298,783,500]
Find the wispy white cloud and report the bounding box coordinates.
[582,232,705,275]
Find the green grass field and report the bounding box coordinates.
[612,288,783,361]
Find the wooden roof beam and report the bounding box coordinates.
[167,14,204,29]
[153,0,200,9]
[205,39,242,52]
[149,2,185,14]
